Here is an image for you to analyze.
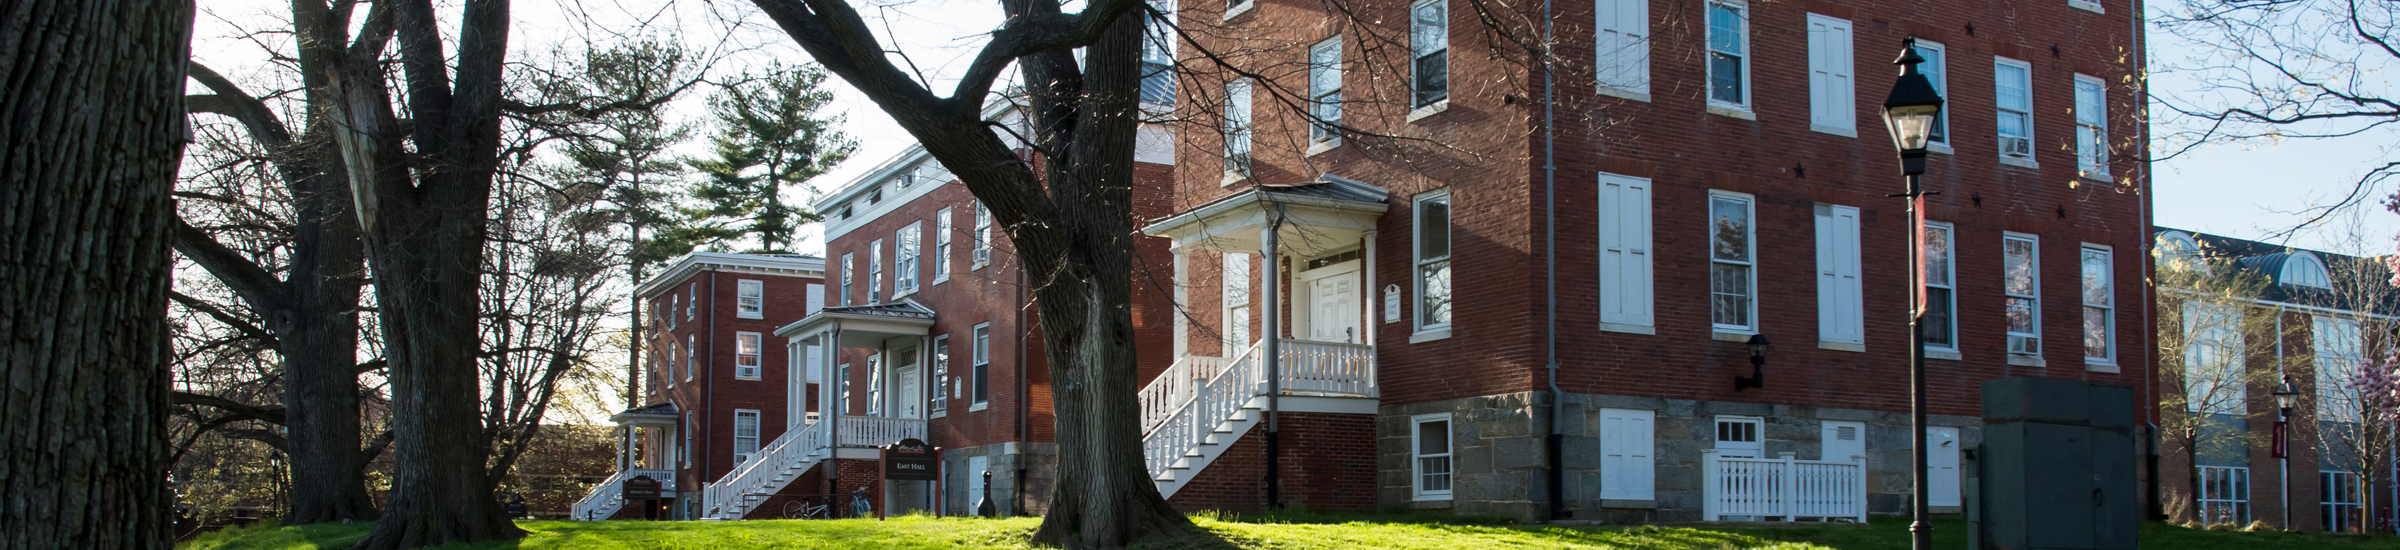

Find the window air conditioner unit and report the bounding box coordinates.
[2008,334,2041,355]
[2001,136,2032,157]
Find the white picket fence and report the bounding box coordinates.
[1702,450,1868,522]
[571,468,675,520]
[839,415,927,447]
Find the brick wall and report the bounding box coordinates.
[1166,412,1379,513]
[636,264,822,496]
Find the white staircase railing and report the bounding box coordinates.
[1139,354,1236,432]
[1142,340,1264,479]
[571,468,675,520]
[1701,450,1868,522]
[704,420,826,520]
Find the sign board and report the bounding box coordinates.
[2272,421,2288,459]
[883,438,939,481]
[622,475,661,500]
[503,500,528,519]
[1383,284,1402,323]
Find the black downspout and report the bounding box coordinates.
[1541,0,1566,522]
[706,270,718,518]
[1016,252,1031,516]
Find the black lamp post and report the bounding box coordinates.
[1881,38,1945,550]
[1735,334,1770,391]
[2273,375,2301,419]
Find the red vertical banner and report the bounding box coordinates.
[2272,421,2288,459]
[1911,194,1929,317]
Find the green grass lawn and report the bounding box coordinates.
[177,514,2400,550]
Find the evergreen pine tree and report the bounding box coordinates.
[674,63,855,254]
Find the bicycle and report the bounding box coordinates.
[849,488,872,519]
[783,498,827,519]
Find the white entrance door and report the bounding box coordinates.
[1306,262,1361,343]
[1821,421,1865,463]
[893,349,921,420]
[1928,426,1962,506]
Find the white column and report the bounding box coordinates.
[1363,231,1377,347]
[1173,250,1189,358]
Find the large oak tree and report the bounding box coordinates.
[0,0,195,547]
[744,0,1183,545]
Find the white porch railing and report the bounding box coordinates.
[1280,339,1377,398]
[571,468,675,520]
[703,420,825,519]
[838,415,927,447]
[1702,450,1868,522]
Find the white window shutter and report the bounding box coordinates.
[1807,14,1854,130]
[1595,0,1649,94]
[1600,409,1656,500]
[1816,205,1863,344]
[1598,174,1652,326]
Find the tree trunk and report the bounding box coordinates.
[348,206,520,549]
[0,0,193,547]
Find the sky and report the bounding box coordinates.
[185,1,2400,419]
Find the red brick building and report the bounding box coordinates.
[570,252,826,520]
[1144,0,2154,522]
[2155,229,2397,532]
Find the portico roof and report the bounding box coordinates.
[774,298,938,347]
[1143,174,1391,257]
[609,401,679,424]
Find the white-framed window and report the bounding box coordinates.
[1917,40,1951,146]
[935,207,954,283]
[2069,0,2104,15]
[2081,245,2113,364]
[2182,302,2246,415]
[2003,233,2041,356]
[896,223,921,295]
[1706,0,1751,109]
[2324,470,2364,533]
[687,283,697,320]
[932,334,950,414]
[1924,222,1959,350]
[973,201,993,268]
[1410,0,1449,108]
[1713,416,1764,458]
[869,239,884,304]
[1995,57,2035,160]
[670,294,680,328]
[736,332,763,379]
[2196,466,2250,526]
[2283,252,2332,288]
[867,352,884,417]
[1815,204,1863,346]
[1224,253,1253,347]
[2316,316,2364,422]
[737,280,764,319]
[666,341,678,387]
[1411,413,1453,499]
[1805,13,1855,133]
[2074,74,2109,177]
[1594,0,1650,96]
[1141,8,1177,105]
[1598,173,1653,329]
[680,412,691,467]
[1223,78,1252,177]
[1414,190,1454,331]
[839,253,853,307]
[686,335,697,381]
[1599,408,1656,500]
[972,323,991,405]
[1309,37,1343,144]
[1709,191,1757,332]
[733,409,761,464]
